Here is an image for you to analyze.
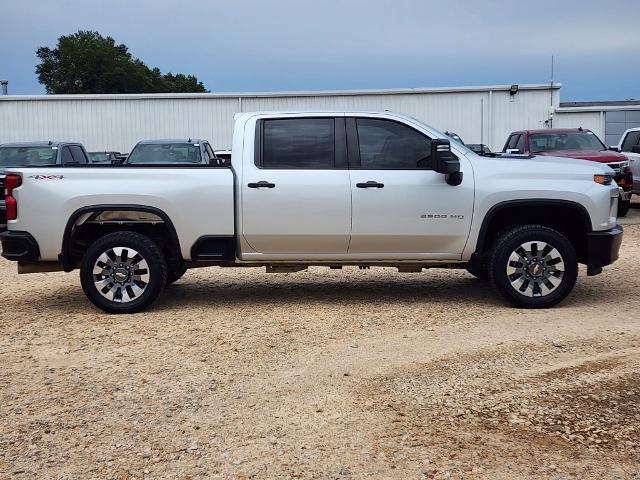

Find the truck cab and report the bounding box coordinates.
[617,127,640,196]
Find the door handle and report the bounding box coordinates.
[248,181,276,188]
[356,181,384,189]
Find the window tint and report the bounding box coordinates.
[69,145,88,163]
[355,119,431,169]
[505,134,521,151]
[60,147,73,163]
[262,118,335,169]
[515,134,525,152]
[621,131,640,152]
[127,143,202,163]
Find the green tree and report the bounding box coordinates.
[36,31,208,94]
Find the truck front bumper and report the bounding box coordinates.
[585,224,623,276]
[0,231,40,262]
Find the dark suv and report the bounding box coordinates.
[502,128,633,216]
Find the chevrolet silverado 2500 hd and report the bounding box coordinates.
[0,112,623,313]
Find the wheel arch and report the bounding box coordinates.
[59,204,182,272]
[473,199,592,264]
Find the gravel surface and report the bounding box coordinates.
[1,222,639,479]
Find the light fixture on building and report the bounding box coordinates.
[509,84,519,96]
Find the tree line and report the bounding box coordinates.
[36,31,208,94]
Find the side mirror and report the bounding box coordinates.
[431,139,463,186]
[632,146,640,154]
[609,146,621,152]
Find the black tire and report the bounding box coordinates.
[489,225,577,309]
[167,263,188,285]
[80,231,167,314]
[617,198,630,217]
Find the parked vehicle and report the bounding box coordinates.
[617,128,640,196]
[467,144,492,155]
[1,112,622,313]
[88,151,121,164]
[125,139,217,165]
[502,128,633,217]
[0,141,88,230]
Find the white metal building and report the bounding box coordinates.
[0,84,561,152]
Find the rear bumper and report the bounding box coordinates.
[0,231,40,262]
[585,224,623,276]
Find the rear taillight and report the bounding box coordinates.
[4,174,22,221]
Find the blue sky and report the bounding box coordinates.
[1,0,638,100]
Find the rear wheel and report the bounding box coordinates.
[489,225,577,308]
[617,198,630,217]
[80,231,167,313]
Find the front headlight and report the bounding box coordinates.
[594,173,613,185]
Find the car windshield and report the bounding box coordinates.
[88,152,109,162]
[127,143,201,164]
[0,146,58,167]
[529,132,605,153]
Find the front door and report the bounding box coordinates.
[241,116,351,256]
[347,117,474,259]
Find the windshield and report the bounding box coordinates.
[0,146,58,167]
[88,152,109,162]
[529,131,605,153]
[127,143,201,164]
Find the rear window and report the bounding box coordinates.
[88,152,109,162]
[127,143,202,164]
[529,131,605,153]
[0,146,58,167]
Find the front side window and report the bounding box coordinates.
[0,146,58,166]
[261,118,335,169]
[355,119,431,169]
[621,131,640,152]
[529,131,606,153]
[127,143,202,164]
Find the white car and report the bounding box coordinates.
[617,127,640,195]
[1,111,623,313]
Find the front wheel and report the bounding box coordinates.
[80,231,167,313]
[489,225,577,309]
[617,198,630,217]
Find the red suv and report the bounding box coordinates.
[502,128,633,216]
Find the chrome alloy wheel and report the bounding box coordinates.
[506,241,565,297]
[92,247,150,303]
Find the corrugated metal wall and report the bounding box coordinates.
[0,85,559,153]
[553,111,603,137]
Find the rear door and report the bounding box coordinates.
[347,117,474,258]
[241,116,351,256]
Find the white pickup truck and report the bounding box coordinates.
[1,111,623,313]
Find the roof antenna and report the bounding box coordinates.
[48,140,52,145]
[188,137,191,143]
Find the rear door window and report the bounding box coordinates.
[260,118,335,169]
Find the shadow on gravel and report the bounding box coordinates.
[11,269,618,315]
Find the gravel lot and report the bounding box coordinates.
[1,211,639,479]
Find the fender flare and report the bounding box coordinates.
[59,204,181,272]
[474,199,592,254]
